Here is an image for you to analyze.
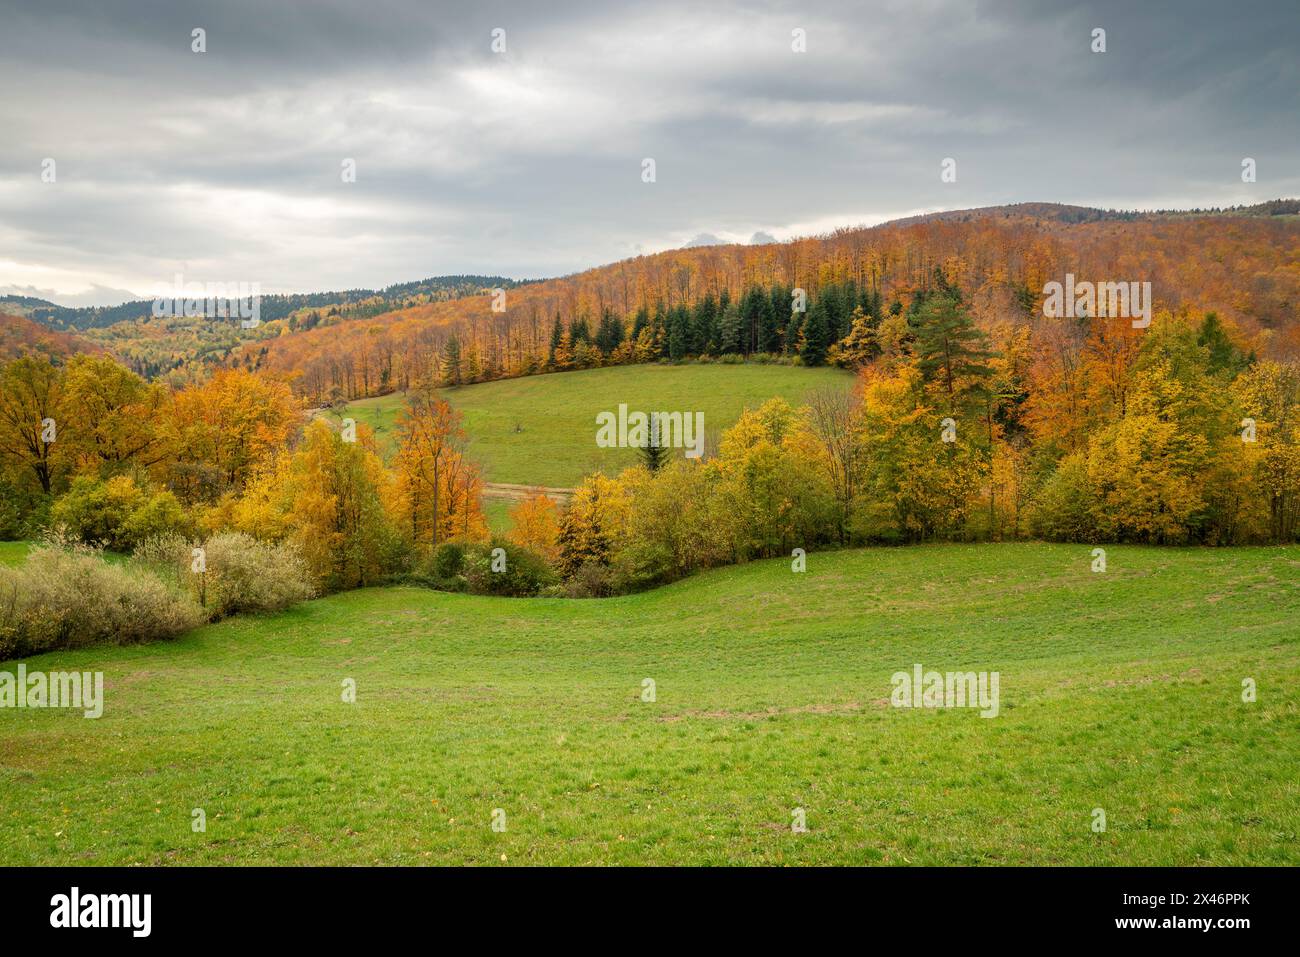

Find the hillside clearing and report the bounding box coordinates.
[328,362,850,487]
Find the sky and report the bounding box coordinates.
[1,0,1297,307]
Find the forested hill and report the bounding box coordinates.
[888,198,1300,227]
[1,275,527,332]
[0,312,99,363]
[235,200,1300,404]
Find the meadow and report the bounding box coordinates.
[2,542,1296,866]
[0,541,29,566]
[331,362,850,487]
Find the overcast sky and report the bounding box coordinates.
[1,0,1297,307]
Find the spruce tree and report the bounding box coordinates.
[442,336,463,386]
[912,292,993,414]
[719,302,743,355]
[799,300,832,366]
[547,315,563,367]
[638,412,669,472]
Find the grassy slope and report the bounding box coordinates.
[2,543,1297,866]
[332,363,850,487]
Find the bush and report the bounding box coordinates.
[562,561,615,598]
[123,490,191,545]
[409,539,558,597]
[610,539,676,592]
[134,532,315,620]
[51,476,191,552]
[50,476,143,550]
[0,545,203,659]
[409,541,469,591]
[462,539,558,597]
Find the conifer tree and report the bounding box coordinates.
[639,412,669,472]
[799,300,832,366]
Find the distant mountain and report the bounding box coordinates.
[889,198,1300,228]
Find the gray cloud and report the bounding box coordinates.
[1,0,1297,305]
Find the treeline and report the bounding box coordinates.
[439,279,890,386]
[539,292,1300,603]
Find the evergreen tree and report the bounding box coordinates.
[770,285,792,352]
[691,294,719,355]
[631,305,650,343]
[757,287,779,353]
[719,301,743,355]
[912,292,994,414]
[1197,312,1251,377]
[569,314,592,345]
[547,315,563,367]
[638,412,669,472]
[442,336,462,386]
[595,307,624,355]
[739,287,763,354]
[667,305,690,360]
[800,300,833,366]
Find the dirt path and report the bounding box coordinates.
[482,482,575,503]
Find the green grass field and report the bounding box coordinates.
[0,541,29,566]
[331,363,850,487]
[2,543,1296,866]
[482,499,513,534]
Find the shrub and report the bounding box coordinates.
[50,476,191,552]
[562,561,615,598]
[123,490,191,545]
[408,541,469,591]
[0,545,203,659]
[462,539,558,597]
[134,532,315,620]
[610,539,676,592]
[50,475,144,551]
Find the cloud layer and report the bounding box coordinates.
[1,0,1297,305]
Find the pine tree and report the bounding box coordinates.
[631,306,650,343]
[912,292,994,414]
[442,336,462,386]
[667,306,690,360]
[799,300,832,366]
[758,288,779,353]
[547,315,563,368]
[739,287,763,354]
[638,412,669,472]
[719,302,743,355]
[691,294,718,355]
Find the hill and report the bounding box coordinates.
[243,200,1300,405]
[1,542,1295,865]
[0,312,99,363]
[1,276,529,385]
[1,275,527,332]
[330,362,850,487]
